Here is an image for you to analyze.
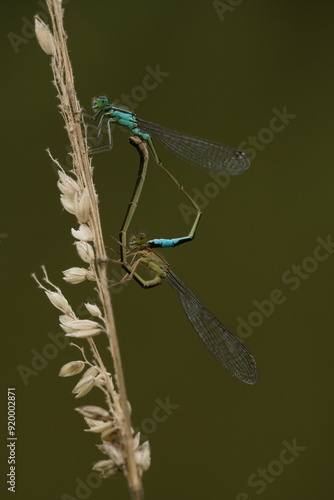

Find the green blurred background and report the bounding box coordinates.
[1,1,334,499]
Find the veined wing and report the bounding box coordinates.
[166,269,258,385]
[138,117,250,176]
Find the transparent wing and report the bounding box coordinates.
[138,117,249,176]
[166,269,258,385]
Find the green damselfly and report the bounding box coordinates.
[122,231,258,385]
[117,139,257,385]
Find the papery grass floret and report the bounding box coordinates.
[63,267,95,284]
[59,360,85,377]
[35,16,55,56]
[71,224,94,241]
[72,376,96,398]
[75,405,111,421]
[75,241,95,263]
[84,302,103,318]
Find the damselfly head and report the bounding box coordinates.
[130,233,148,250]
[92,96,109,110]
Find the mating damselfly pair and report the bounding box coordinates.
[87,97,258,385]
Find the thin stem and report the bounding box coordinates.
[39,2,143,497]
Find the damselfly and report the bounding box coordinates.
[89,97,250,248]
[123,232,258,385]
[117,139,257,385]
